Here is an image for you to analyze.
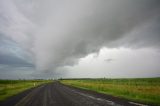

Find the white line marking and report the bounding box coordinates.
[129,102,148,106]
[71,89,122,106]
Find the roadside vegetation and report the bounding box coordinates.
[61,78,160,105]
[0,80,52,101]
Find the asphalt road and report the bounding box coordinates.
[0,82,149,106]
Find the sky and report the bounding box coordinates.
[0,0,160,79]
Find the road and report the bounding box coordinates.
[0,82,149,106]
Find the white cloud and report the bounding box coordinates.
[67,48,160,78]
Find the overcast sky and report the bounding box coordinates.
[0,0,160,79]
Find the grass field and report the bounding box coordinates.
[0,80,52,101]
[61,78,160,105]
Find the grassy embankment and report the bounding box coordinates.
[61,78,160,105]
[0,80,52,101]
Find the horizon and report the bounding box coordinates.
[1,77,160,80]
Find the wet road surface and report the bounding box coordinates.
[0,82,149,106]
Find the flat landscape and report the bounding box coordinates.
[0,78,159,106]
[61,78,160,105]
[0,80,52,102]
[0,81,149,106]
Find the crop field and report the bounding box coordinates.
[61,78,160,105]
[0,80,52,101]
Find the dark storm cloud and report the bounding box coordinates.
[0,65,34,79]
[0,53,33,67]
[0,34,34,79]
[0,35,33,67]
[0,0,160,76]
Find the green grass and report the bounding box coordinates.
[60,78,160,106]
[0,80,52,101]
